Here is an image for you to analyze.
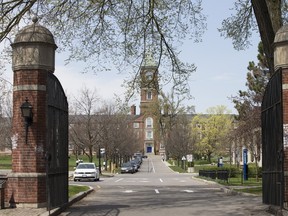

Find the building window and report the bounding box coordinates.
[146,91,152,100]
[133,122,139,128]
[146,130,153,139]
[146,117,153,128]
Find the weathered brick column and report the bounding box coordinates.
[6,20,57,207]
[274,25,288,206]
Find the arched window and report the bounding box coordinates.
[146,90,152,100]
[146,117,153,128]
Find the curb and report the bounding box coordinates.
[39,186,94,216]
[192,176,260,197]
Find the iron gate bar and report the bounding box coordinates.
[46,73,69,210]
[261,68,284,207]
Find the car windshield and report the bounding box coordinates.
[77,164,95,169]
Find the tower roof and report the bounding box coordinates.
[274,24,288,44]
[14,21,56,45]
[143,51,157,67]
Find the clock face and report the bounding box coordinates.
[145,71,153,81]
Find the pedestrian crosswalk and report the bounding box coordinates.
[120,188,196,194]
[112,177,190,184]
[115,186,221,195]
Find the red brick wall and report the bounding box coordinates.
[6,175,46,205]
[12,70,47,173]
[6,69,48,205]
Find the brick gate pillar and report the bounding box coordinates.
[274,25,288,206]
[6,19,57,208]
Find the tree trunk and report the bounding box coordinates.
[251,0,282,74]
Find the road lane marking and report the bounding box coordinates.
[182,190,194,193]
[159,178,163,183]
[123,190,135,193]
[149,158,156,173]
[155,189,160,194]
[115,178,123,183]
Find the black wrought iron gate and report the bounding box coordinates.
[261,68,284,206]
[46,73,69,209]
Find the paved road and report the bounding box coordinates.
[59,155,273,216]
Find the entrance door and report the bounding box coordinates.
[147,146,152,153]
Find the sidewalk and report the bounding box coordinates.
[161,159,288,216]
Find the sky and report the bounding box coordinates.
[3,1,261,114]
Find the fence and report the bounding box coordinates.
[199,170,229,182]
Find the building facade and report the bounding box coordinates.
[130,53,163,155]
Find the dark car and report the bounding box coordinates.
[129,160,139,172]
[121,162,135,174]
[131,158,141,169]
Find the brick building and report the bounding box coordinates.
[129,53,164,156]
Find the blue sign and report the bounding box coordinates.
[243,149,248,165]
[243,149,248,180]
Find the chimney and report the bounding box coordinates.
[131,105,136,115]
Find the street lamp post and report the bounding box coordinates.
[98,146,102,174]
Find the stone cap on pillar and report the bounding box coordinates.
[11,20,57,73]
[274,24,288,70]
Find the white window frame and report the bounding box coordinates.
[146,130,153,139]
[146,117,153,128]
[146,91,152,100]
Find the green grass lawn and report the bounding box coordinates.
[69,185,90,198]
[224,177,262,186]
[233,186,262,195]
[168,166,187,173]
[0,155,12,169]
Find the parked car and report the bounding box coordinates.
[131,158,141,169]
[121,162,135,174]
[133,155,142,164]
[129,160,139,172]
[73,162,100,181]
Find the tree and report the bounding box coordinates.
[146,88,195,158]
[219,0,286,73]
[69,87,101,162]
[165,113,194,167]
[230,42,270,180]
[0,77,12,151]
[69,87,139,166]
[0,0,206,98]
[191,106,233,163]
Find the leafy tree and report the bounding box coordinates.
[191,105,233,163]
[219,0,286,73]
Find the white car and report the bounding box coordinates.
[73,162,100,181]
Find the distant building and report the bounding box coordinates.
[129,52,163,155]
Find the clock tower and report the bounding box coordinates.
[139,52,160,154]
